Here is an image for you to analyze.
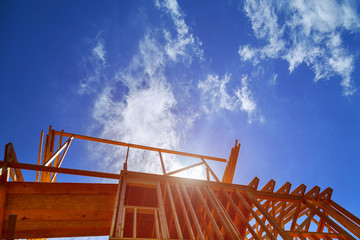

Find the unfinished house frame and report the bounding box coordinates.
[1,126,359,239]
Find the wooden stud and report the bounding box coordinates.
[167,162,204,176]
[50,137,73,182]
[194,186,223,240]
[115,177,127,237]
[200,157,220,182]
[154,209,161,239]
[329,200,360,226]
[5,215,17,240]
[205,186,242,239]
[133,208,137,238]
[174,183,195,239]
[206,168,210,181]
[53,130,227,162]
[166,182,183,239]
[221,189,260,240]
[110,176,122,237]
[235,190,276,240]
[244,191,292,240]
[36,130,44,182]
[248,177,259,190]
[157,181,169,239]
[303,200,355,240]
[158,151,167,176]
[180,184,205,240]
[295,212,315,231]
[315,200,360,238]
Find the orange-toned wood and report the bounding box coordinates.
[53,130,226,162]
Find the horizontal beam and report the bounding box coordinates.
[53,130,227,162]
[6,162,120,180]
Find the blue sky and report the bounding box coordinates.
[1,0,360,227]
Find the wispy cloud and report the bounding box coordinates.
[155,0,203,63]
[79,0,262,178]
[198,74,260,123]
[83,0,207,178]
[78,36,106,95]
[239,0,360,96]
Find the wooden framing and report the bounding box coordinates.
[0,126,359,239]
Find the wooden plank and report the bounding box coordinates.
[133,208,137,238]
[315,200,360,238]
[221,189,260,240]
[195,186,223,240]
[40,134,49,182]
[43,137,71,167]
[235,190,276,240]
[12,219,111,238]
[244,191,292,240]
[180,184,204,240]
[166,182,183,239]
[206,186,242,239]
[158,151,167,176]
[8,162,120,180]
[54,130,227,162]
[50,136,73,182]
[7,182,117,195]
[6,144,24,182]
[36,130,44,182]
[174,183,195,239]
[156,181,169,239]
[200,157,220,182]
[6,194,115,210]
[167,162,203,176]
[329,200,360,226]
[4,215,16,240]
[115,177,127,237]
[110,178,122,237]
[154,209,160,239]
[295,211,315,231]
[303,200,355,240]
[5,209,113,221]
[53,130,63,169]
[0,182,7,239]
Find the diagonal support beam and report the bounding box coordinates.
[244,191,292,240]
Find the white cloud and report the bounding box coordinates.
[198,74,259,122]
[85,2,206,178]
[239,0,360,96]
[80,0,264,180]
[198,74,237,112]
[78,37,106,95]
[235,75,257,120]
[156,0,203,63]
[270,74,277,85]
[92,41,106,64]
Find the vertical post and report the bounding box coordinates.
[36,130,44,182]
[5,215,17,240]
[180,184,205,240]
[200,157,219,182]
[234,190,276,240]
[157,181,169,239]
[114,177,127,237]
[154,209,161,239]
[174,183,195,239]
[158,151,166,176]
[0,145,9,239]
[166,182,183,239]
[244,191,292,240]
[194,186,223,240]
[133,208,137,238]
[124,145,130,172]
